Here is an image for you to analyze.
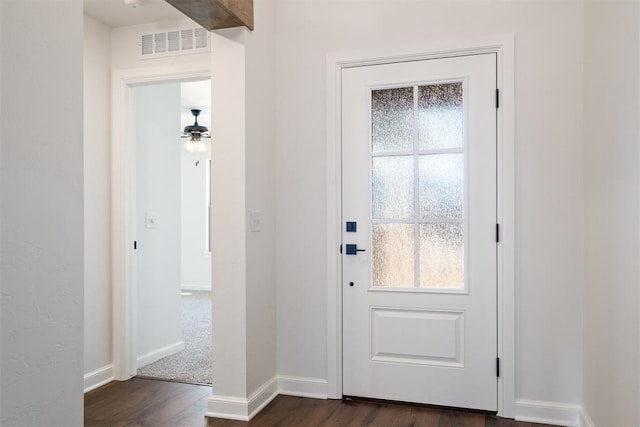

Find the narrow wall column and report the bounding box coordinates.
[208,28,250,418]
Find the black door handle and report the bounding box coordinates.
[345,244,366,255]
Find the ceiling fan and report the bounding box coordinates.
[182,109,210,153]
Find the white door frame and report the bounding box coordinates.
[111,63,211,380]
[325,36,516,418]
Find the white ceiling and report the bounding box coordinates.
[84,0,186,28]
[181,80,211,129]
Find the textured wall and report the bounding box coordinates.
[0,0,84,424]
[275,0,584,408]
[209,27,250,405]
[208,1,278,407]
[134,83,183,364]
[83,14,113,388]
[583,1,640,425]
[245,0,277,396]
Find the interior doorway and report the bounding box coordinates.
[123,78,212,386]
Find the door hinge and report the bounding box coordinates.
[496,88,500,109]
[496,224,500,243]
[496,357,500,377]
[339,244,342,254]
[134,241,137,250]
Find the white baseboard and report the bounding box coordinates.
[277,375,328,399]
[84,364,114,393]
[136,340,185,369]
[181,284,211,292]
[206,376,278,421]
[248,377,279,419]
[515,399,581,427]
[580,408,595,427]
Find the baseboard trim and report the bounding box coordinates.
[515,399,580,427]
[248,377,279,418]
[84,364,114,393]
[136,340,185,369]
[181,284,212,292]
[277,375,328,399]
[579,408,595,427]
[206,376,278,421]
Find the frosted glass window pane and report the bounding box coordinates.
[373,224,415,288]
[419,223,464,288]
[419,154,463,219]
[418,83,463,150]
[371,87,414,153]
[372,156,414,219]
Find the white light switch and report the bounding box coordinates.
[250,210,261,232]
[145,212,158,229]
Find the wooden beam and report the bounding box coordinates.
[164,0,254,31]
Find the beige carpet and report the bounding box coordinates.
[137,291,212,385]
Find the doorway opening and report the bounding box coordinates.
[128,78,212,386]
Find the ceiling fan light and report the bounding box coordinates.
[182,109,209,153]
[184,135,207,153]
[124,0,143,8]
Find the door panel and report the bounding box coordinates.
[342,54,497,410]
[370,307,465,367]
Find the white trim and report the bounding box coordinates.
[579,408,596,427]
[207,396,253,422]
[136,340,185,369]
[495,35,516,420]
[111,62,211,381]
[278,376,328,399]
[181,284,212,292]
[247,378,279,419]
[84,364,114,393]
[206,377,278,421]
[326,48,343,399]
[325,36,516,416]
[515,399,581,427]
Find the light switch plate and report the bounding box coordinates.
[145,212,158,229]
[250,210,261,232]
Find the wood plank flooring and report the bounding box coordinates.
[85,378,553,427]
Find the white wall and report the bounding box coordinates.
[583,1,640,425]
[181,80,212,291]
[274,0,584,411]
[83,14,114,390]
[180,140,211,290]
[111,18,210,71]
[134,83,183,365]
[208,0,277,416]
[0,0,84,425]
[210,28,249,402]
[3,2,634,424]
[245,0,277,396]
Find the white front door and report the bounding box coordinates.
[342,53,498,411]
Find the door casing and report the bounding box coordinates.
[111,63,211,380]
[325,36,515,417]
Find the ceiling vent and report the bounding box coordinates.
[139,26,210,60]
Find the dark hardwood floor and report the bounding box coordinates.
[85,378,553,427]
